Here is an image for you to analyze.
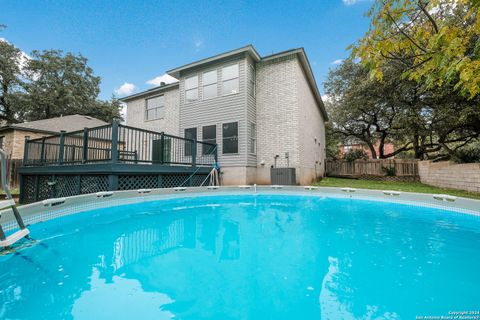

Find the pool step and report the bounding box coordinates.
[0,199,16,211]
[0,228,30,248]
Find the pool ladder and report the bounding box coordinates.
[0,148,30,248]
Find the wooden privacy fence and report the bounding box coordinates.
[326,159,419,178]
[0,158,22,188]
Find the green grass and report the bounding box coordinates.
[0,188,19,195]
[314,177,480,200]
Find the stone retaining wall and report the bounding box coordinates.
[418,161,480,193]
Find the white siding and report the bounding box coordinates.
[178,54,249,167]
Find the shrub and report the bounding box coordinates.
[343,149,368,162]
[454,144,480,163]
[381,165,396,176]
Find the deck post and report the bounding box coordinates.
[111,120,119,163]
[40,137,46,165]
[160,133,165,164]
[23,136,29,166]
[58,130,66,164]
[108,174,118,191]
[82,127,89,164]
[192,141,197,167]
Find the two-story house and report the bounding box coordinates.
[121,45,328,185]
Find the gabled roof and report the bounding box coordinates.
[0,114,108,134]
[120,82,179,102]
[167,45,261,78]
[120,45,327,120]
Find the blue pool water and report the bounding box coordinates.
[1,194,479,319]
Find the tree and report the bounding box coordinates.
[325,57,480,161]
[90,96,123,122]
[22,50,100,120]
[14,49,122,122]
[354,0,480,98]
[325,59,417,159]
[0,36,24,123]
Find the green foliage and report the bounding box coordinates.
[454,141,480,163]
[325,122,342,160]
[327,33,480,162]
[343,149,368,162]
[381,165,396,176]
[0,38,24,122]
[354,0,480,99]
[0,29,121,124]
[324,59,418,159]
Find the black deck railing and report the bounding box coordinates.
[23,120,218,167]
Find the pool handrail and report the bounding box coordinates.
[0,148,30,247]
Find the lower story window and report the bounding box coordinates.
[185,128,197,156]
[202,125,216,155]
[222,122,238,154]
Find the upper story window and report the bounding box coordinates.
[145,95,165,121]
[202,70,217,100]
[185,75,198,103]
[222,64,239,96]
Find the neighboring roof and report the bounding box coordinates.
[260,48,328,121]
[167,44,261,78]
[0,114,108,134]
[120,82,179,102]
[120,45,327,120]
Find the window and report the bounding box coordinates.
[202,70,217,100]
[249,122,256,154]
[249,65,255,97]
[185,75,198,102]
[145,95,165,120]
[202,125,216,155]
[185,128,197,156]
[222,64,239,96]
[222,122,238,154]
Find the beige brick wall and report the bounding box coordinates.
[296,58,326,184]
[1,129,46,160]
[418,161,480,193]
[126,86,180,135]
[255,54,326,185]
[256,55,300,170]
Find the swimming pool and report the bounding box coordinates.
[1,190,479,319]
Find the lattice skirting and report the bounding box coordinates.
[20,173,208,204]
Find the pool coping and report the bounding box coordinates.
[1,185,479,232]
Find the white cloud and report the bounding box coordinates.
[342,0,370,5]
[114,82,136,96]
[331,59,344,65]
[321,94,332,103]
[146,73,178,86]
[194,39,204,51]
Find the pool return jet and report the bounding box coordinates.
[0,148,30,248]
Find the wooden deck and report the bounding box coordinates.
[18,121,217,203]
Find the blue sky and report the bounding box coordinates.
[0,0,372,99]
